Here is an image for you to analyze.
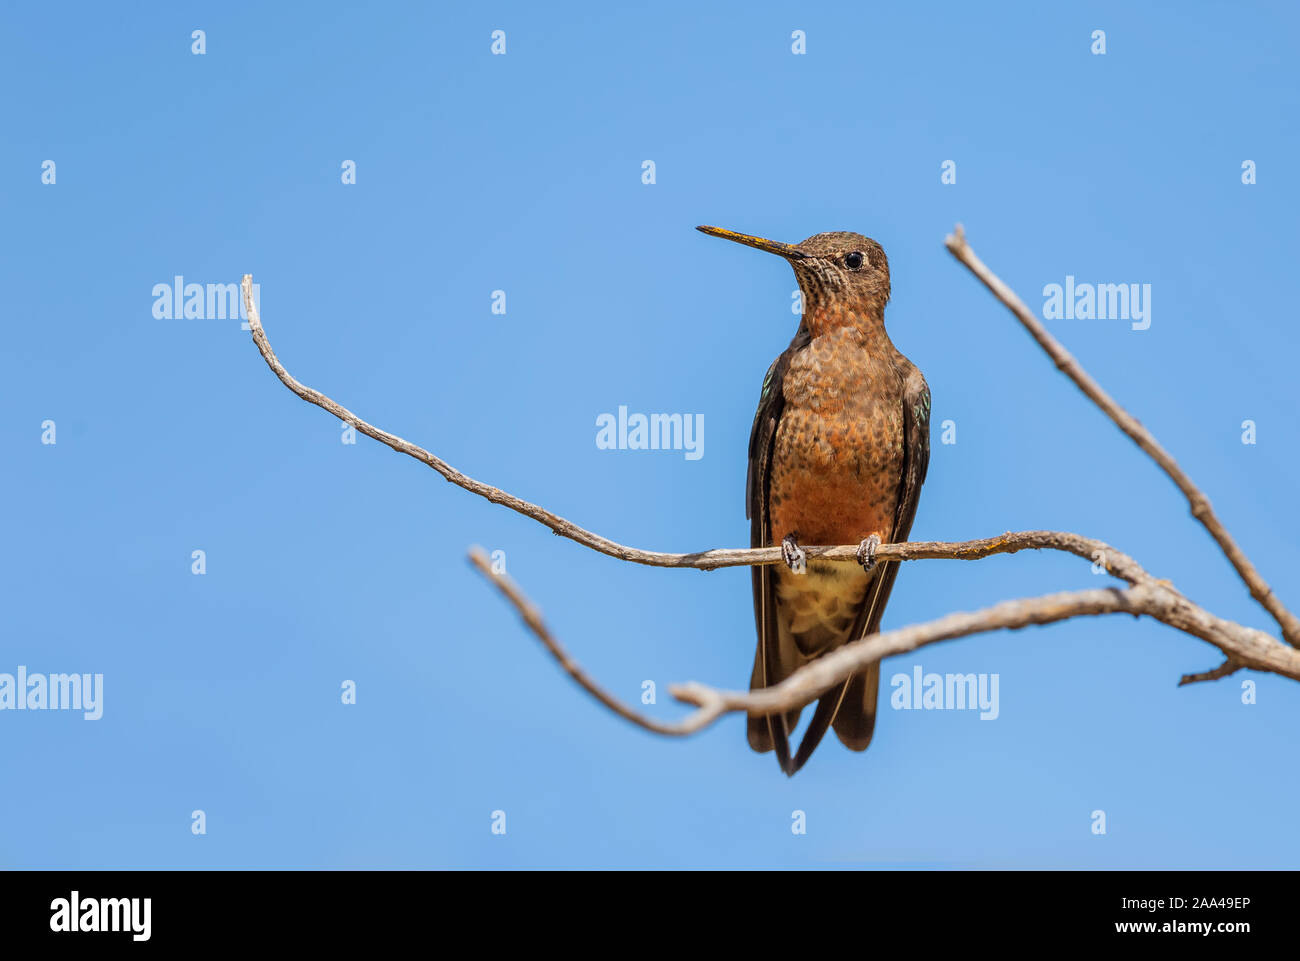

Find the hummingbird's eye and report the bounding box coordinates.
[845,251,865,270]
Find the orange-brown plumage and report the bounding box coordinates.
[698,225,932,776]
[768,323,905,550]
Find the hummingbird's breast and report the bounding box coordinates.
[767,325,907,551]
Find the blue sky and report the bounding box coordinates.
[3,1,1298,868]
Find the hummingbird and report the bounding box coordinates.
[698,226,931,776]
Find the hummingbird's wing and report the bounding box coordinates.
[746,325,811,773]
[828,368,931,752]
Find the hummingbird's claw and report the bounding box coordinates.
[781,534,807,575]
[856,534,882,573]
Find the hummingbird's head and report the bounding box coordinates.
[696,226,891,322]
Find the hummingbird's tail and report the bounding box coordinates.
[746,638,800,773]
[786,663,879,774]
[830,663,880,751]
[786,558,892,774]
[788,683,845,774]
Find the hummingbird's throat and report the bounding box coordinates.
[802,300,887,339]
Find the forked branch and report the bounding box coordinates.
[468,547,1298,736]
[945,226,1300,648]
[242,226,1299,739]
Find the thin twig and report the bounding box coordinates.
[467,547,724,735]
[944,226,1300,648]
[1178,659,1242,687]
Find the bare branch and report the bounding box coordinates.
[467,547,724,736]
[944,227,1300,648]
[246,220,1300,745]
[235,278,1143,581]
[470,551,1300,736]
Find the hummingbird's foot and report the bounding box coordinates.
[781,534,807,575]
[856,534,882,573]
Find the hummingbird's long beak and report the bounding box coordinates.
[696,226,807,260]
